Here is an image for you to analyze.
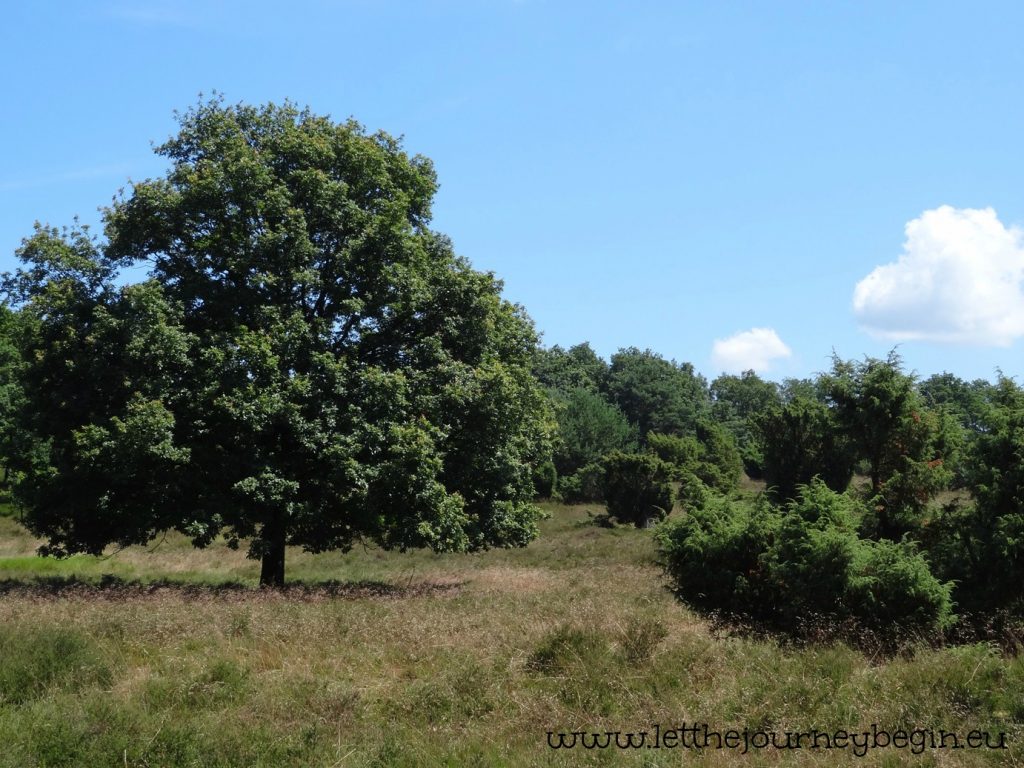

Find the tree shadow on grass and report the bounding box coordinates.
[0,573,464,601]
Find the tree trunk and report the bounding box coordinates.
[259,518,286,588]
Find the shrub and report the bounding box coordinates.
[762,497,860,621]
[555,461,605,504]
[754,397,856,503]
[603,451,673,528]
[693,420,743,492]
[675,471,710,512]
[531,459,557,499]
[647,432,700,472]
[647,423,741,494]
[656,493,778,613]
[846,539,954,631]
[657,479,955,634]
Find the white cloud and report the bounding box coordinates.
[711,327,792,374]
[853,206,1024,346]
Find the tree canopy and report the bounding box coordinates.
[5,98,552,586]
[604,348,709,440]
[821,352,953,539]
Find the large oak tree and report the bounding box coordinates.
[5,99,552,586]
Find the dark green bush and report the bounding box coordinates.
[846,539,954,631]
[603,451,673,527]
[693,420,743,492]
[925,378,1024,613]
[647,432,700,471]
[656,493,778,612]
[675,470,710,512]
[531,459,557,498]
[555,461,605,504]
[754,397,856,503]
[647,423,741,494]
[657,479,954,633]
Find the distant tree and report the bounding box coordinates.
[929,377,1024,610]
[779,377,824,404]
[710,370,780,477]
[5,98,552,586]
[532,342,608,395]
[710,370,780,421]
[0,306,25,486]
[918,372,993,434]
[552,387,637,476]
[918,372,991,487]
[821,352,953,539]
[754,395,856,503]
[604,348,709,439]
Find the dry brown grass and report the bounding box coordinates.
[0,503,1020,766]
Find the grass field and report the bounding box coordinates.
[0,498,1022,767]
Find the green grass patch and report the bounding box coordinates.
[0,625,112,705]
[0,501,1019,766]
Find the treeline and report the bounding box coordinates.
[533,343,1024,634]
[0,98,1018,621]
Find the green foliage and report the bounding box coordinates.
[602,451,673,528]
[648,422,741,494]
[674,470,710,511]
[754,395,856,503]
[822,351,953,540]
[928,377,1024,612]
[693,419,742,491]
[710,370,781,477]
[918,372,994,434]
[658,480,954,633]
[4,98,552,585]
[0,306,26,484]
[550,387,637,476]
[532,342,608,395]
[554,461,605,504]
[531,459,557,498]
[604,348,710,439]
[846,539,955,631]
[761,481,863,621]
[646,431,700,470]
[917,372,991,488]
[657,493,779,612]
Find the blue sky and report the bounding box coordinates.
[3,1,1024,384]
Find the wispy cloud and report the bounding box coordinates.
[0,163,135,193]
